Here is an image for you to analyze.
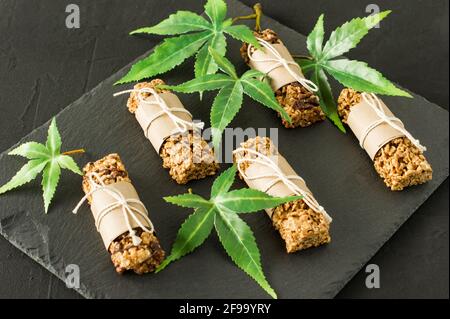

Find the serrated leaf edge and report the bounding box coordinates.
[214,210,277,298]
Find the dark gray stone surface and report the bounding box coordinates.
[0,0,448,298]
[0,0,448,299]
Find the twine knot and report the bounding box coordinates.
[248,38,319,92]
[360,93,426,153]
[233,147,332,223]
[72,172,154,247]
[113,87,204,136]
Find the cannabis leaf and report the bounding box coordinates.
[158,165,301,298]
[116,0,260,84]
[160,47,291,150]
[297,11,412,132]
[0,118,84,213]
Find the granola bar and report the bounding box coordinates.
[233,137,331,253]
[241,29,325,128]
[127,79,219,184]
[82,153,165,274]
[338,88,433,191]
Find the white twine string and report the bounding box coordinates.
[113,87,204,137]
[359,93,426,152]
[233,148,332,223]
[247,38,319,92]
[72,172,154,246]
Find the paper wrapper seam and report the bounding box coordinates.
[234,137,331,253]
[243,154,312,218]
[135,92,192,152]
[337,88,432,191]
[240,29,325,128]
[248,41,306,92]
[82,153,165,274]
[90,181,152,250]
[128,81,219,184]
[347,98,406,160]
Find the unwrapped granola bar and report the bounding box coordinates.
[338,88,432,191]
[233,137,331,253]
[126,79,219,184]
[82,153,165,274]
[241,29,325,128]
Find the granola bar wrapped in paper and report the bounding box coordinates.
[241,29,325,128]
[79,153,165,274]
[125,79,219,184]
[338,88,432,190]
[233,137,331,253]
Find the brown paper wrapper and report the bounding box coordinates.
[135,92,192,152]
[234,137,331,252]
[90,181,152,250]
[249,42,305,91]
[347,98,405,160]
[243,154,312,217]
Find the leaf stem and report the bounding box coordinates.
[292,54,313,60]
[62,148,85,156]
[232,3,263,32]
[254,3,262,32]
[232,13,257,24]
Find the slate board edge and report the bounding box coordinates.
[325,177,449,298]
[0,229,95,299]
[0,0,448,299]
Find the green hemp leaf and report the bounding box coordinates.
[160,47,291,150]
[0,118,84,213]
[297,11,412,132]
[116,0,260,84]
[158,165,301,299]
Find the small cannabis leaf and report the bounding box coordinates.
[160,47,291,150]
[297,11,412,132]
[116,0,260,84]
[0,118,84,213]
[158,165,301,298]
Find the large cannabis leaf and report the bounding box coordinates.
[161,47,291,150]
[0,118,83,213]
[116,0,260,84]
[297,11,412,132]
[158,165,301,298]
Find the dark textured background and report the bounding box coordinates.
[0,0,448,298]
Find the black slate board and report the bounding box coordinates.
[0,0,448,299]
